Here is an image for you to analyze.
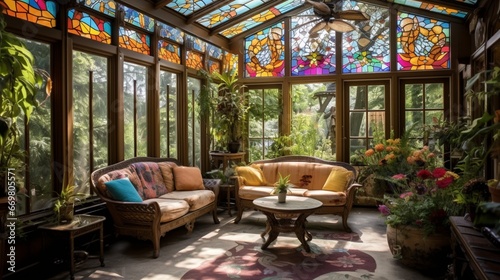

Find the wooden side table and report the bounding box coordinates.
[253,196,322,252]
[219,184,235,216]
[209,152,245,171]
[39,214,106,280]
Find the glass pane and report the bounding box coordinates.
[350,139,367,160]
[405,84,423,109]
[187,77,201,167]
[72,51,108,198]
[160,70,178,158]
[426,111,443,125]
[405,111,423,136]
[368,112,385,136]
[21,39,52,213]
[350,112,366,137]
[244,21,285,77]
[425,83,444,109]
[123,62,148,159]
[248,139,263,163]
[367,85,385,110]
[349,86,366,110]
[249,89,264,138]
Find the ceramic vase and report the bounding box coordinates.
[278,192,286,203]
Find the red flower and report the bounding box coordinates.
[417,169,432,179]
[436,176,454,189]
[432,167,447,178]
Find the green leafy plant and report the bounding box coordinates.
[271,173,291,194]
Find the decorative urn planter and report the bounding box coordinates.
[277,191,286,203]
[386,224,451,274]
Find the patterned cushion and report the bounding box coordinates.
[129,162,168,199]
[97,168,140,199]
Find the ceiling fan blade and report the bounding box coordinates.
[305,0,332,16]
[328,19,356,32]
[309,21,327,37]
[335,10,370,21]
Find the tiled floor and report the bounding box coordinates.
[26,206,446,280]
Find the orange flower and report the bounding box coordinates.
[365,149,375,156]
[407,156,415,164]
[494,110,500,123]
[375,144,385,152]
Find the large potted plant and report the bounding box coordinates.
[212,71,249,153]
[0,11,51,196]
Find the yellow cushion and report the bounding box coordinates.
[235,164,266,186]
[322,169,353,192]
[173,166,204,191]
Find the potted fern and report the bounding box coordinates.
[271,173,291,203]
[53,180,85,224]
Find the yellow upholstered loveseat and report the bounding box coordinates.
[233,156,361,232]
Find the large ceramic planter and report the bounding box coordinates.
[386,224,451,274]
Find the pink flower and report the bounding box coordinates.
[378,205,390,216]
[392,174,406,180]
[400,192,413,199]
[432,167,447,178]
[417,169,432,179]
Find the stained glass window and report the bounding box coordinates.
[186,34,206,52]
[391,0,467,18]
[397,12,450,70]
[186,51,204,70]
[122,5,155,32]
[79,0,116,17]
[1,0,57,28]
[207,59,220,74]
[158,22,184,44]
[342,1,390,73]
[196,0,270,28]
[68,9,112,44]
[119,27,151,55]
[245,21,285,77]
[166,0,214,16]
[223,52,238,74]
[291,9,336,76]
[207,44,222,59]
[158,40,181,64]
[220,0,301,38]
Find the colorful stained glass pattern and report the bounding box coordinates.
[397,12,450,70]
[196,0,270,28]
[342,1,390,73]
[207,44,222,59]
[245,22,285,77]
[68,9,112,44]
[391,0,467,18]
[79,0,115,17]
[186,34,206,52]
[291,9,336,76]
[119,27,151,55]
[1,0,57,28]
[186,51,204,70]
[207,59,221,74]
[158,22,184,44]
[166,0,214,16]
[220,0,301,38]
[223,52,238,74]
[158,40,181,64]
[122,6,155,32]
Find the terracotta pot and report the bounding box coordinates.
[489,186,500,202]
[386,224,451,274]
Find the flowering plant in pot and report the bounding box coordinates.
[271,173,291,203]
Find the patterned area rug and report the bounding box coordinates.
[181,240,376,280]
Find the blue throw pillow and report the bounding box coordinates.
[104,178,142,202]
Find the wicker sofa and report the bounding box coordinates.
[233,156,361,232]
[90,157,220,258]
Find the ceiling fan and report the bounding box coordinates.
[304,0,370,36]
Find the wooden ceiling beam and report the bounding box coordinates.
[154,0,173,10]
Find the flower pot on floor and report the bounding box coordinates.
[386,224,451,275]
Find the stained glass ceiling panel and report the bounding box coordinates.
[196,0,272,28]
[166,0,215,16]
[391,0,469,18]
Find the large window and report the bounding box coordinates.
[346,81,389,161]
[159,70,178,158]
[17,39,52,215]
[248,87,280,162]
[290,83,335,160]
[187,77,201,167]
[72,51,109,196]
[123,62,148,159]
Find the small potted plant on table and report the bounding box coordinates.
[271,173,291,203]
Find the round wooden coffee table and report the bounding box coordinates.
[253,196,323,252]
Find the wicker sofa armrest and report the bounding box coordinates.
[105,200,161,227]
